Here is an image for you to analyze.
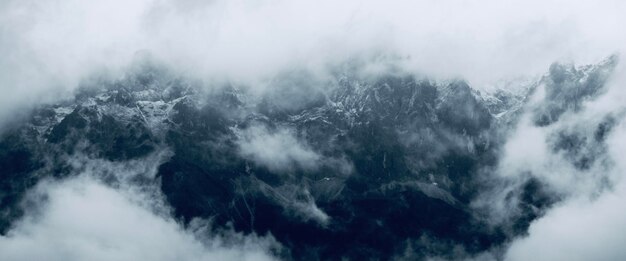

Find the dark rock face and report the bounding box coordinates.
[48,106,157,160]
[0,58,618,260]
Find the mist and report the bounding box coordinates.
[2,0,625,124]
[2,0,626,260]
[0,176,279,261]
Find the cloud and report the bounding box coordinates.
[235,124,322,172]
[0,176,280,261]
[0,149,281,261]
[466,59,626,260]
[504,122,626,261]
[500,63,626,260]
[2,0,626,259]
[472,58,622,222]
[505,183,626,261]
[235,124,353,175]
[2,0,626,128]
[266,184,331,226]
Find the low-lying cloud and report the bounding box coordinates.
[466,61,626,261]
[500,63,626,261]
[236,124,322,172]
[505,182,626,261]
[0,176,280,261]
[235,124,353,174]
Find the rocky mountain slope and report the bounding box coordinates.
[0,56,618,260]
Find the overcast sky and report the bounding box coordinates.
[1,0,624,117]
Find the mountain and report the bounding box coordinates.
[0,56,618,260]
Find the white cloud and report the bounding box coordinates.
[494,62,626,260]
[502,81,626,261]
[0,176,279,261]
[235,124,353,175]
[505,116,626,259]
[473,60,626,222]
[2,0,626,259]
[236,124,321,172]
[505,184,626,261]
[2,0,626,127]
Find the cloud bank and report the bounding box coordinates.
[0,150,281,261]
[482,59,626,260]
[2,0,625,126]
[0,176,279,261]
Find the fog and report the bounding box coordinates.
[0,176,279,261]
[2,0,625,124]
[499,60,626,261]
[2,0,626,260]
[0,150,281,261]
